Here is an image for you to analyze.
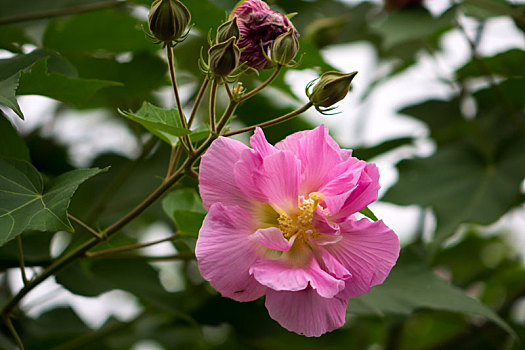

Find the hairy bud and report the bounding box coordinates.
[208,37,241,77]
[148,0,191,43]
[307,71,357,112]
[217,17,240,43]
[271,28,299,66]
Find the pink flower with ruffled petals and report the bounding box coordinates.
[196,125,399,337]
[232,0,297,70]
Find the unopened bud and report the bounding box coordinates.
[208,37,240,77]
[271,28,299,66]
[307,71,357,110]
[216,17,240,43]
[148,0,191,43]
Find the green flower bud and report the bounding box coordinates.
[271,28,299,66]
[308,71,357,109]
[208,37,241,77]
[216,16,240,44]
[148,0,191,43]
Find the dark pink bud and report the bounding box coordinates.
[232,0,298,71]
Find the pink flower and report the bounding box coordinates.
[232,0,296,70]
[196,125,399,337]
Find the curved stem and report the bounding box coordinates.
[0,0,123,25]
[16,236,28,285]
[5,317,24,350]
[167,46,195,153]
[223,102,313,137]
[68,214,103,240]
[166,143,183,178]
[216,101,240,134]
[224,81,234,101]
[188,77,210,129]
[209,80,218,132]
[86,234,178,258]
[240,65,282,102]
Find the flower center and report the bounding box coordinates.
[278,192,324,241]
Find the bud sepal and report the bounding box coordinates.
[306,71,357,114]
[148,0,192,47]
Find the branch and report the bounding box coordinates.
[0,1,124,25]
[240,65,282,102]
[223,102,313,137]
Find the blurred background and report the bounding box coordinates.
[0,0,524,349]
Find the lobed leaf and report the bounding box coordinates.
[0,158,105,246]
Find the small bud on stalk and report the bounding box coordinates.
[208,37,241,78]
[307,71,357,113]
[148,0,191,45]
[217,17,240,44]
[271,28,299,66]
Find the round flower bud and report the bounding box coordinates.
[308,71,357,109]
[271,28,299,66]
[208,37,241,77]
[148,0,191,43]
[216,17,240,43]
[232,0,297,71]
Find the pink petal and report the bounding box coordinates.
[249,248,345,298]
[275,125,344,194]
[234,149,268,203]
[250,127,278,157]
[265,288,348,337]
[326,163,380,219]
[248,227,295,251]
[196,203,267,302]
[199,137,251,210]
[315,248,351,280]
[323,218,399,298]
[257,150,301,212]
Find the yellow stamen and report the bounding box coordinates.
[278,192,324,241]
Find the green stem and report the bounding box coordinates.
[68,214,104,240]
[5,317,24,350]
[240,65,282,102]
[216,100,240,134]
[167,45,195,153]
[85,136,158,224]
[209,80,218,132]
[90,252,195,261]
[16,236,28,285]
[0,0,124,25]
[223,102,313,137]
[166,143,183,178]
[86,234,178,258]
[188,77,210,129]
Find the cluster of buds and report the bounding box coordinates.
[148,0,191,46]
[199,16,244,80]
[306,71,357,114]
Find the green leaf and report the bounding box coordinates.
[56,258,177,311]
[162,188,206,237]
[0,49,78,86]
[352,137,414,161]
[0,25,34,54]
[350,258,515,336]
[0,0,112,21]
[0,72,23,119]
[373,7,455,51]
[359,207,378,221]
[42,9,153,54]
[456,49,525,80]
[0,112,30,161]
[383,138,525,247]
[17,58,121,107]
[0,158,104,246]
[119,102,191,144]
